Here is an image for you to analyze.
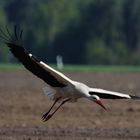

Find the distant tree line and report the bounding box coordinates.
[0,0,140,65]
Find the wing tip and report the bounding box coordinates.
[0,25,23,47]
[130,95,140,100]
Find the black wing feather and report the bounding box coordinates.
[89,91,140,100]
[89,91,127,99]
[0,26,66,87]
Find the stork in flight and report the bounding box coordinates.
[0,26,140,122]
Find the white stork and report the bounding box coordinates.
[0,25,140,122]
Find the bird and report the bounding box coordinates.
[0,25,140,122]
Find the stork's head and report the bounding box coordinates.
[88,95,107,110]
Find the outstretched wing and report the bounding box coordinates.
[89,88,140,100]
[0,25,73,87]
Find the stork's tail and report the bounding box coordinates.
[130,95,140,100]
[43,85,56,100]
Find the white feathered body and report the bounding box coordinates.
[43,81,90,102]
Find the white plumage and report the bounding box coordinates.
[0,25,140,122]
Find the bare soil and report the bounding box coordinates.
[0,71,140,139]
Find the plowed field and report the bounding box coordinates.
[0,71,140,139]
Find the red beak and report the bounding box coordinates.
[95,100,107,111]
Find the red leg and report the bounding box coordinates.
[42,97,61,122]
[42,98,70,122]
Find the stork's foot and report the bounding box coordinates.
[42,112,48,121]
[42,98,71,122]
[42,113,52,122]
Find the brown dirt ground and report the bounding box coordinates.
[0,70,140,139]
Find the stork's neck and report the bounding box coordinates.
[73,81,91,98]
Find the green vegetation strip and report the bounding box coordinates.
[61,65,140,73]
[0,63,23,71]
[1,63,140,73]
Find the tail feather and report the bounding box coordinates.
[43,85,56,100]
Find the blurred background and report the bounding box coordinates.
[0,1,140,139]
[0,0,140,65]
